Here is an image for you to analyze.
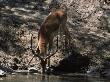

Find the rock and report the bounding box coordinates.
[103,58,110,68]
[45,66,54,74]
[0,70,6,77]
[28,67,38,73]
[101,58,110,77]
[87,67,110,77]
[0,65,14,74]
[101,68,110,77]
[87,67,101,76]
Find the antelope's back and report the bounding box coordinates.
[41,9,67,34]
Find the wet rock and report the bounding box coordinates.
[101,68,110,77]
[0,65,14,74]
[103,58,110,68]
[87,67,101,76]
[101,58,110,77]
[28,67,38,73]
[87,67,110,77]
[87,58,110,77]
[0,70,6,77]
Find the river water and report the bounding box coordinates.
[0,73,110,82]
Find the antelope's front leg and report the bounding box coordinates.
[37,41,47,57]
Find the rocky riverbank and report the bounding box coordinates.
[0,0,110,77]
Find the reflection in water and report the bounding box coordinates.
[0,74,110,82]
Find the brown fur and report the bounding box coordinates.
[37,9,71,56]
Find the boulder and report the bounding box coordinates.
[28,67,38,73]
[0,65,14,74]
[0,70,6,77]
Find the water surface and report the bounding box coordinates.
[0,74,110,82]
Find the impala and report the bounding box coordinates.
[37,9,71,57]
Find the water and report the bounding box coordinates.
[0,73,110,82]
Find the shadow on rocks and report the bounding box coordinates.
[51,50,90,74]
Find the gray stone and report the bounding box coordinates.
[0,70,6,77]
